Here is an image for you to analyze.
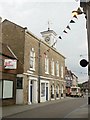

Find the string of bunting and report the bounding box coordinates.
[43,12,78,56]
[58,14,78,41]
[39,11,79,57]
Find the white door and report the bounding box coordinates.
[29,80,37,104]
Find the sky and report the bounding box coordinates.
[0,0,88,83]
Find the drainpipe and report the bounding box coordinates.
[38,40,41,103]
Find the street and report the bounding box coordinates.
[3,96,88,118]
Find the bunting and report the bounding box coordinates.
[63,30,68,33]
[35,7,81,58]
[47,48,50,52]
[41,8,80,56]
[58,36,62,39]
[73,14,78,19]
[70,20,75,23]
[66,25,71,30]
[52,10,78,47]
[44,52,46,56]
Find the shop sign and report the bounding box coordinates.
[4,59,17,69]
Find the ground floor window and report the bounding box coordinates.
[51,84,54,98]
[16,77,23,89]
[3,80,13,99]
[41,83,45,97]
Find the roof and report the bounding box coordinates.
[2,19,26,30]
[41,29,57,36]
[2,18,65,59]
[0,42,18,59]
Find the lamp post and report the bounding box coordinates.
[72,4,90,104]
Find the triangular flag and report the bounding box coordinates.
[59,36,62,39]
[77,7,83,15]
[70,20,75,23]
[47,49,50,52]
[66,25,71,30]
[44,52,46,55]
[73,15,78,19]
[63,30,68,33]
[52,43,55,47]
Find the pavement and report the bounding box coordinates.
[0,96,89,119]
[64,103,89,118]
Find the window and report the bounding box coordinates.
[0,80,2,99]
[3,80,13,99]
[41,83,45,97]
[61,65,64,78]
[51,59,54,75]
[56,61,59,76]
[16,77,23,89]
[45,55,49,74]
[30,48,35,70]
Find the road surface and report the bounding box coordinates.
[4,96,88,118]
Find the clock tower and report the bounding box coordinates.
[40,25,57,48]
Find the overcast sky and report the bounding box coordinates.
[0,0,88,83]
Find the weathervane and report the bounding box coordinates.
[48,20,52,31]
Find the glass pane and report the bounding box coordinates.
[17,77,23,89]
[41,83,45,97]
[3,80,13,98]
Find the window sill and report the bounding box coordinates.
[2,97,13,100]
[51,74,55,76]
[56,75,59,77]
[29,68,35,72]
[45,72,49,75]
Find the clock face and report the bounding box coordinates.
[45,36,50,42]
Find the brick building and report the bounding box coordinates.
[1,19,66,104]
[0,43,17,105]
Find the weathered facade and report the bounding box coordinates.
[0,43,17,105]
[1,19,66,105]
